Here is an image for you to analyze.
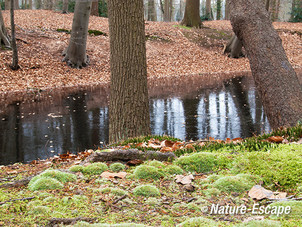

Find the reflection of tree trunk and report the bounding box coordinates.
[228,77,255,137]
[203,93,210,137]
[91,108,100,147]
[162,100,168,134]
[69,93,91,150]
[223,35,243,58]
[254,89,263,135]
[182,97,200,141]
[215,94,221,135]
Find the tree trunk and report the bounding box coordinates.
[0,9,11,48]
[225,0,230,20]
[62,0,68,13]
[205,0,212,20]
[223,34,243,58]
[10,0,19,70]
[147,0,157,21]
[62,0,92,68]
[5,0,10,10]
[229,0,302,129]
[91,0,99,16]
[216,0,221,20]
[164,0,171,21]
[29,0,32,9]
[107,0,150,143]
[180,0,202,28]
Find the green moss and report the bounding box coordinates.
[204,188,221,198]
[212,174,260,193]
[38,169,77,183]
[231,144,302,189]
[82,162,108,175]
[147,160,165,168]
[69,165,84,173]
[164,165,184,175]
[88,29,107,36]
[236,220,281,227]
[28,205,51,215]
[133,165,164,180]
[176,217,218,227]
[109,163,126,172]
[145,197,161,206]
[269,201,302,219]
[100,187,128,196]
[74,222,146,227]
[133,184,160,197]
[28,177,63,191]
[56,28,70,33]
[175,152,231,173]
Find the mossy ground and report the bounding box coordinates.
[0,128,301,226]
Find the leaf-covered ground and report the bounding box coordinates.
[0,126,302,226]
[0,10,301,94]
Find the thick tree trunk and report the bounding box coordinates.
[62,0,92,68]
[62,0,68,13]
[180,0,202,28]
[91,0,99,16]
[229,0,302,129]
[147,0,157,21]
[10,0,19,70]
[223,34,243,58]
[0,9,10,48]
[164,0,171,22]
[205,0,212,20]
[107,0,150,143]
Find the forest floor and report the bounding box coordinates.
[0,126,302,226]
[0,10,301,95]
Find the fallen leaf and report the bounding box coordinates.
[175,174,194,185]
[126,159,143,166]
[160,147,173,152]
[268,136,283,143]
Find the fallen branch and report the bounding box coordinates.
[0,196,35,205]
[0,176,34,188]
[48,217,96,226]
[81,149,176,165]
[112,195,127,204]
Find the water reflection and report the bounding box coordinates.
[0,74,270,165]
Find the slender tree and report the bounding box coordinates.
[0,9,10,48]
[216,0,221,20]
[225,0,230,20]
[91,0,99,16]
[229,0,302,129]
[63,0,92,68]
[164,0,172,22]
[205,0,212,20]
[10,0,19,70]
[107,0,150,143]
[62,0,68,13]
[148,0,157,21]
[180,0,202,28]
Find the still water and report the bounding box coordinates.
[0,73,270,165]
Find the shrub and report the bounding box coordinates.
[28,177,63,191]
[82,162,108,175]
[176,217,218,227]
[175,152,231,173]
[109,163,126,172]
[133,165,163,180]
[212,174,260,193]
[133,184,160,197]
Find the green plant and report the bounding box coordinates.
[147,160,165,168]
[164,165,184,175]
[133,165,163,180]
[69,165,84,173]
[100,187,128,196]
[236,220,281,227]
[109,163,126,172]
[269,201,302,219]
[37,169,77,183]
[176,217,218,227]
[133,184,160,197]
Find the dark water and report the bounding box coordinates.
[0,74,270,165]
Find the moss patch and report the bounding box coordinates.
[81,162,108,176]
[133,185,160,197]
[236,219,281,227]
[133,165,163,180]
[28,177,63,191]
[109,163,126,172]
[176,217,218,227]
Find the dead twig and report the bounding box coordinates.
[0,196,35,205]
[112,195,127,204]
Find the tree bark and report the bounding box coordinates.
[29,0,32,9]
[164,0,171,22]
[147,0,157,21]
[91,0,99,16]
[216,0,221,20]
[223,34,243,58]
[0,9,10,48]
[205,0,212,20]
[107,0,150,143]
[229,0,302,129]
[62,0,92,68]
[10,0,19,70]
[225,0,230,20]
[62,0,68,13]
[180,0,202,28]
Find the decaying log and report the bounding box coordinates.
[81,149,176,165]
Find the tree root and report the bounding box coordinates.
[81,149,176,165]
